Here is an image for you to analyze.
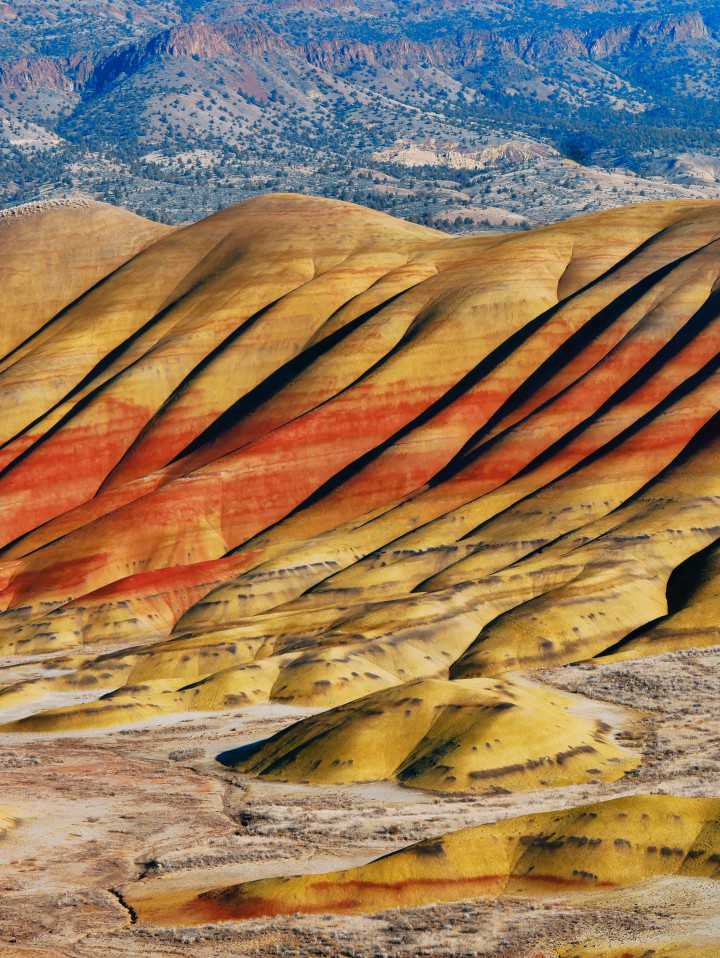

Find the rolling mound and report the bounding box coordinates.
[127,794,720,924]
[560,943,720,958]
[0,198,172,360]
[1,195,720,738]
[219,674,640,793]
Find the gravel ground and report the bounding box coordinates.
[0,646,719,957]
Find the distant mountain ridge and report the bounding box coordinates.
[0,0,719,225]
[0,10,713,99]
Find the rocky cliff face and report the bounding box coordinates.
[223,21,292,57]
[0,20,297,99]
[511,11,711,65]
[590,11,710,58]
[0,10,713,101]
[0,56,75,93]
[146,21,236,60]
[83,22,237,94]
[304,36,446,71]
[299,10,714,77]
[303,11,714,78]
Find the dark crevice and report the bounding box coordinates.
[440,410,720,593]
[172,283,417,462]
[220,242,720,568]
[279,292,589,520]
[0,259,241,477]
[290,233,719,561]
[0,287,423,558]
[0,220,264,469]
[0,337,171,489]
[97,289,293,491]
[177,238,599,479]
[0,283,253,552]
[108,886,137,925]
[0,228,169,374]
[562,409,720,551]
[597,536,720,657]
[518,301,720,484]
[408,362,720,593]
[453,290,720,544]
[435,237,720,485]
[582,405,720,544]
[175,262,472,466]
[0,296,327,558]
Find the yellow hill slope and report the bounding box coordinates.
[127,794,720,925]
[223,674,640,793]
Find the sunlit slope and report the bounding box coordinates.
[220,674,640,792]
[127,795,720,924]
[2,196,720,731]
[0,199,170,363]
[0,807,16,840]
[603,541,720,661]
[560,941,720,958]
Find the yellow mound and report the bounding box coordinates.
[0,807,17,839]
[224,674,640,793]
[604,543,720,662]
[128,794,720,924]
[560,941,720,958]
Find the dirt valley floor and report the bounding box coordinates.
[0,646,718,957]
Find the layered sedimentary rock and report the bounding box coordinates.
[127,794,720,924]
[1,193,720,740]
[0,198,170,360]
[220,674,640,792]
[604,541,720,662]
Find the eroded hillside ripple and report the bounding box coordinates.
[1,194,720,715]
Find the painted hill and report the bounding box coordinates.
[127,794,720,923]
[0,197,171,356]
[219,674,640,793]
[2,193,720,739]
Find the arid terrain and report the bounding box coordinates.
[2,647,720,956]
[1,193,720,956]
[3,1,720,226]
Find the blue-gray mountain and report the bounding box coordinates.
[1,0,719,224]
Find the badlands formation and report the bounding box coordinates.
[1,193,720,956]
